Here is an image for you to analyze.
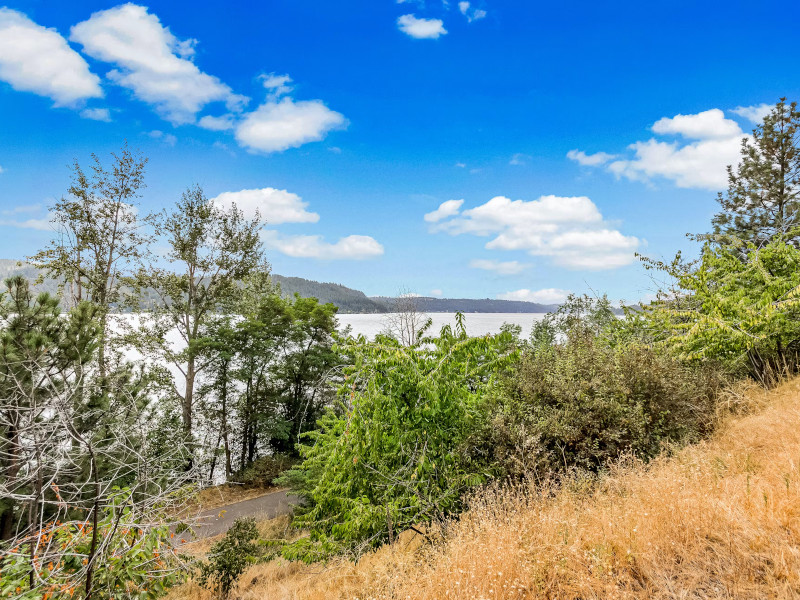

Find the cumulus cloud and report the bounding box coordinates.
[70,4,240,124]
[0,8,102,106]
[397,14,447,39]
[424,199,463,223]
[211,188,319,224]
[732,103,772,124]
[574,108,748,190]
[261,230,384,260]
[469,259,530,275]
[651,108,742,139]
[234,97,347,154]
[80,107,111,121]
[498,288,569,304]
[566,149,617,167]
[458,2,487,22]
[432,195,639,270]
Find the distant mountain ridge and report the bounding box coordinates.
[271,275,386,313]
[369,296,558,313]
[0,259,559,314]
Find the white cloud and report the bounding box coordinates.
[0,165,4,174]
[261,230,384,260]
[198,114,235,131]
[575,108,748,190]
[509,153,530,166]
[458,2,487,22]
[424,199,463,223]
[211,188,319,224]
[0,8,102,106]
[430,288,443,296]
[259,73,293,98]
[234,97,347,154]
[469,259,530,275]
[0,216,52,231]
[651,109,741,139]
[732,103,772,124]
[455,162,467,168]
[498,288,569,304]
[433,195,639,270]
[70,4,239,124]
[2,203,40,215]
[397,14,447,39]
[567,149,616,167]
[80,107,111,121]
[148,130,177,146]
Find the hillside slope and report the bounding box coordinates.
[171,378,800,599]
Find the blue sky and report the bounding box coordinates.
[0,0,798,303]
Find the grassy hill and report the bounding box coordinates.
[169,378,800,599]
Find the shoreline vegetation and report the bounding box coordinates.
[3,99,800,599]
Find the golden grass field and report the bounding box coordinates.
[169,378,800,599]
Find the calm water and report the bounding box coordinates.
[337,312,548,339]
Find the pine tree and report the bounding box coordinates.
[710,98,800,249]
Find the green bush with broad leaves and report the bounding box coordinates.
[198,517,264,598]
[641,238,800,386]
[279,316,517,562]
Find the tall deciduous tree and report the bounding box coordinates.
[134,186,265,450]
[709,98,800,249]
[29,144,150,376]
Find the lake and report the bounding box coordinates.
[337,312,549,339]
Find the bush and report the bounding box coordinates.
[198,517,264,598]
[230,454,297,488]
[480,298,726,480]
[280,322,517,562]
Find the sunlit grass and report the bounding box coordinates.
[169,377,800,599]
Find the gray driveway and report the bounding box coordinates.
[189,489,300,540]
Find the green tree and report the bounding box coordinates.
[709,98,800,249]
[29,144,150,377]
[270,294,339,456]
[641,237,800,385]
[134,186,265,452]
[0,276,99,540]
[280,321,516,562]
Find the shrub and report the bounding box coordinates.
[480,297,726,479]
[230,454,297,488]
[279,322,517,562]
[640,238,800,386]
[198,517,264,598]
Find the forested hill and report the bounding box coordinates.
[369,296,559,313]
[0,260,388,313]
[271,275,386,313]
[0,259,562,314]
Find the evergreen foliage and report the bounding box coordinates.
[709,98,800,249]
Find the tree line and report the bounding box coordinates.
[0,145,340,597]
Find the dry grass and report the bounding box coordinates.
[169,378,800,599]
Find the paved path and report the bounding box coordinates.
[190,489,300,539]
